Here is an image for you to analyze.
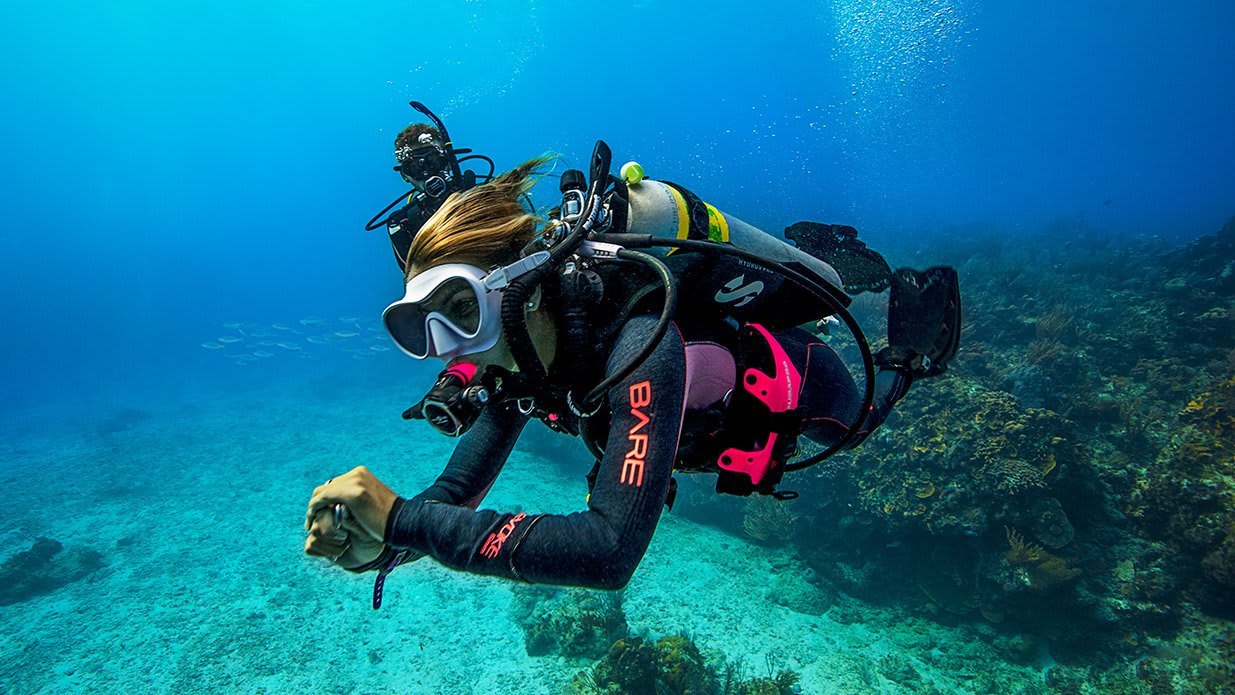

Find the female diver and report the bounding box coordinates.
[305,145,960,605]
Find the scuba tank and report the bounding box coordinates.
[619,176,847,330]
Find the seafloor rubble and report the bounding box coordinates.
[528,215,1235,693]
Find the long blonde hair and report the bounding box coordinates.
[404,155,555,279]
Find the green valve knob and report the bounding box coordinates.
[620,161,645,185]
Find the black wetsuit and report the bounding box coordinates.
[381,314,909,590]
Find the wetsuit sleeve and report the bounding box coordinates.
[386,314,686,590]
[406,402,529,509]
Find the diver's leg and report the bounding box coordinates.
[776,329,911,449]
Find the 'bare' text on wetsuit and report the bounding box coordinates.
[621,381,652,487]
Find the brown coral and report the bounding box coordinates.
[1004,526,1081,591]
[1004,527,1043,565]
[742,496,798,546]
[1035,304,1076,343]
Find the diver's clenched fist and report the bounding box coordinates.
[305,466,401,548]
[303,504,384,569]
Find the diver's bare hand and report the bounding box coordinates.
[305,466,400,544]
[304,507,383,569]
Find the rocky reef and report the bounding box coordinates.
[509,588,803,694]
[515,215,1235,691]
[511,586,630,659]
[563,632,800,695]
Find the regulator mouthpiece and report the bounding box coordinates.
[410,363,489,437]
[423,176,448,198]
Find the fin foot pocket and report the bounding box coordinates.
[877,266,961,378]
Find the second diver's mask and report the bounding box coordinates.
[382,263,504,361]
[394,134,452,198]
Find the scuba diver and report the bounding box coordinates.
[365,101,497,273]
[307,133,961,607]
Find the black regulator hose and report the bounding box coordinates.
[500,141,612,387]
[409,100,463,184]
[364,188,417,231]
[597,233,874,467]
[580,249,677,411]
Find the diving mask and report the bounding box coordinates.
[383,263,503,361]
[394,137,451,189]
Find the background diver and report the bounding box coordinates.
[306,132,961,605]
[364,101,496,274]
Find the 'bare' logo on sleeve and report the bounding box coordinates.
[621,381,652,487]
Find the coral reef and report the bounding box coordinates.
[564,633,801,695]
[1000,526,1081,593]
[1128,373,1235,615]
[755,216,1235,665]
[844,377,1082,539]
[511,587,629,659]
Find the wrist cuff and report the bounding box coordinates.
[383,497,407,544]
[345,546,396,574]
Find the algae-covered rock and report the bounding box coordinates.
[654,635,716,695]
[1028,497,1075,549]
[767,571,834,616]
[0,537,105,605]
[591,637,659,693]
[511,587,628,659]
[567,633,803,695]
[567,635,717,695]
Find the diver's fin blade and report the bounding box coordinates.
[784,221,893,295]
[880,266,962,378]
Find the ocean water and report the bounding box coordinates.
[2,1,1234,693]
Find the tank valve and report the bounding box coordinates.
[620,161,645,185]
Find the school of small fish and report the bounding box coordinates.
[200,316,396,366]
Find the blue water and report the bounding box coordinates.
[1,1,1233,692]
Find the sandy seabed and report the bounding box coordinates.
[0,367,1045,694]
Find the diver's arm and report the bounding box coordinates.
[408,403,529,508]
[319,398,528,574]
[385,314,686,589]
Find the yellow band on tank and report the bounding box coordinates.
[704,204,730,243]
[669,185,690,239]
